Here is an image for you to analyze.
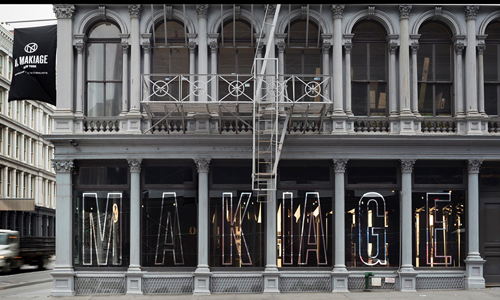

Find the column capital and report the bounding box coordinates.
[194,158,211,173]
[53,5,75,19]
[465,5,479,21]
[467,159,483,174]
[399,4,412,19]
[127,158,142,173]
[196,4,209,19]
[128,5,141,18]
[400,159,415,173]
[331,5,345,19]
[333,159,348,173]
[52,160,74,173]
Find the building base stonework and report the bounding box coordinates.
[51,268,75,297]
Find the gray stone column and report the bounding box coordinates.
[50,160,75,296]
[332,5,345,115]
[465,159,486,289]
[477,41,486,116]
[193,158,211,295]
[126,158,143,295]
[399,5,412,115]
[465,6,479,116]
[52,5,75,134]
[128,5,141,113]
[196,5,209,102]
[263,161,279,294]
[399,160,417,292]
[344,35,354,119]
[332,159,349,292]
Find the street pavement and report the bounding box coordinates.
[1,259,499,300]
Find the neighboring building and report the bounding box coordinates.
[48,4,500,296]
[0,24,56,237]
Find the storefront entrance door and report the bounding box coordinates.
[479,193,500,286]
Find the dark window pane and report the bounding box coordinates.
[144,166,194,185]
[347,166,397,184]
[413,165,464,185]
[211,165,252,185]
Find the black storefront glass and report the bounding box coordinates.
[412,160,467,268]
[345,189,400,267]
[412,190,466,268]
[209,162,265,268]
[276,162,333,268]
[73,163,130,268]
[141,162,197,268]
[345,161,400,268]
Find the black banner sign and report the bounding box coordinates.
[8,24,57,106]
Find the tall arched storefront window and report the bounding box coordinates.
[417,21,453,116]
[86,22,123,117]
[484,21,500,116]
[351,21,388,116]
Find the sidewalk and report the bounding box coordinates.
[3,283,500,300]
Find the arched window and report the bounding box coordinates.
[351,21,387,116]
[151,20,190,101]
[152,20,189,74]
[86,22,123,117]
[217,19,255,100]
[484,21,500,116]
[417,21,453,116]
[284,19,324,102]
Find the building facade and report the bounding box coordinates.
[48,4,500,296]
[0,24,56,237]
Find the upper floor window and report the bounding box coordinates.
[284,19,324,102]
[351,21,388,116]
[86,22,123,117]
[417,21,453,117]
[218,19,255,74]
[484,21,500,116]
[150,20,190,102]
[217,18,256,101]
[152,20,189,74]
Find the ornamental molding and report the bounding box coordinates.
[400,160,415,173]
[127,158,142,173]
[333,159,348,173]
[194,158,211,173]
[54,5,75,19]
[468,159,483,173]
[52,160,74,173]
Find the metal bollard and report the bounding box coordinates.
[364,272,375,292]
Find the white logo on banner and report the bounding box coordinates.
[24,42,38,53]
